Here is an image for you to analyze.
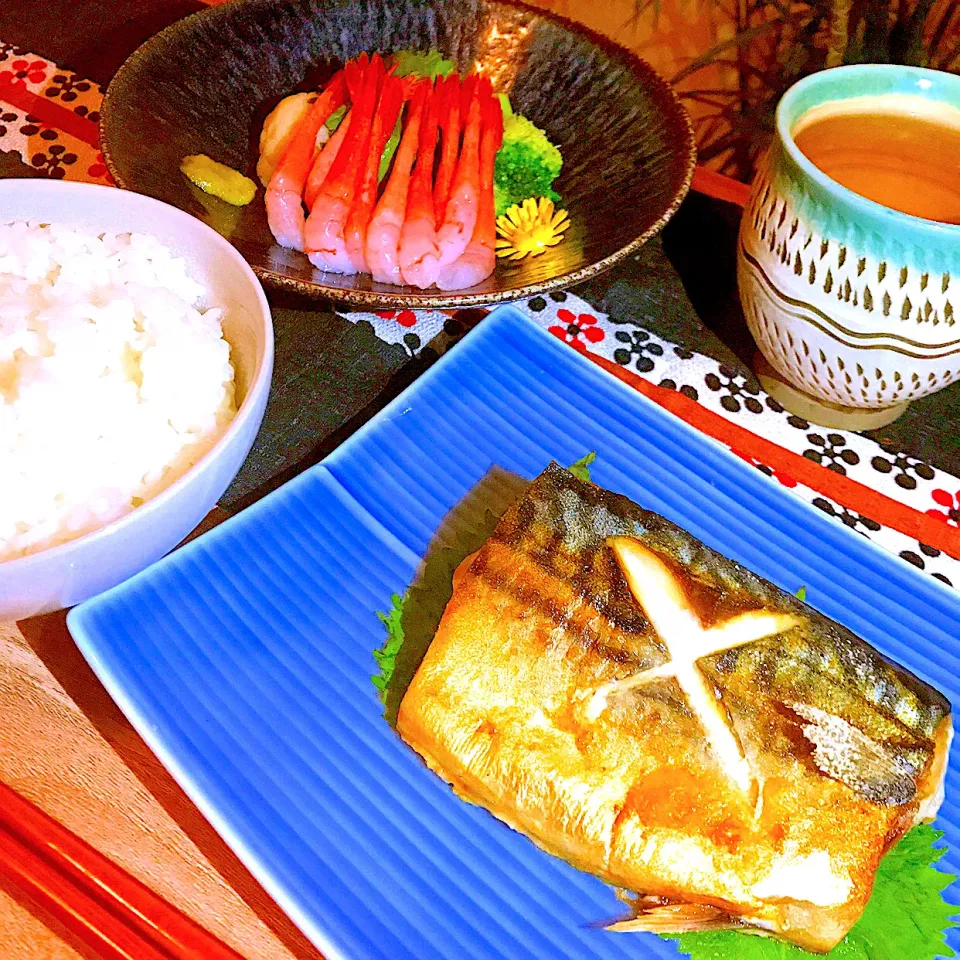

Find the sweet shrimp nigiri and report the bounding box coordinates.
[433,74,461,228]
[399,83,442,288]
[435,75,485,267]
[365,81,427,285]
[305,54,383,273]
[436,89,502,291]
[265,72,346,251]
[343,73,405,274]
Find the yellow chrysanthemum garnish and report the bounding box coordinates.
[495,197,570,261]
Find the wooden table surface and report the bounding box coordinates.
[1,503,325,960]
[0,616,326,960]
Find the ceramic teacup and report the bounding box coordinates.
[738,65,960,429]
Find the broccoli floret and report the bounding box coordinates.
[494,109,563,217]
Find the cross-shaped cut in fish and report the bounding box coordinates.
[586,536,799,795]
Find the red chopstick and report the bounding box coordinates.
[0,780,249,960]
[691,165,751,208]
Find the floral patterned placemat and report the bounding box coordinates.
[2,39,957,586]
[337,292,960,585]
[0,43,111,183]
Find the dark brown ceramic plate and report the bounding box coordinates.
[100,0,695,307]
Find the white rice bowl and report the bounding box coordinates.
[0,220,237,563]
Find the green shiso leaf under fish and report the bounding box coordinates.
[372,593,405,701]
[669,823,957,960]
[568,451,597,483]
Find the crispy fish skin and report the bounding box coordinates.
[397,464,952,953]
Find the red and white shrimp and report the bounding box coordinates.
[436,91,502,291]
[303,111,352,211]
[433,74,461,228]
[399,84,441,289]
[304,54,384,274]
[435,75,486,267]
[265,72,346,252]
[343,74,405,274]
[365,82,427,285]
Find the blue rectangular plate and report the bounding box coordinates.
[69,306,960,959]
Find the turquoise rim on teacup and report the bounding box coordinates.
[773,65,960,273]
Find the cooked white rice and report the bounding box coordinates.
[0,221,237,563]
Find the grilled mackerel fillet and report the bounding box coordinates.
[397,464,951,952]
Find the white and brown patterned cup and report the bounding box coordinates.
[738,65,960,429]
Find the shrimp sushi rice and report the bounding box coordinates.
[0,220,237,563]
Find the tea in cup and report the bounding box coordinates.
[738,65,960,429]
